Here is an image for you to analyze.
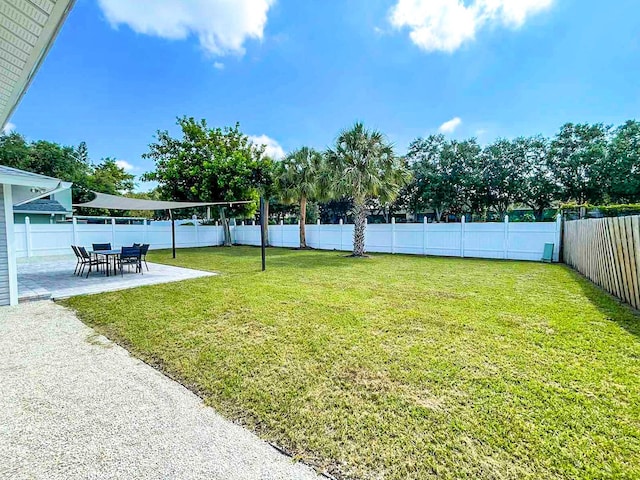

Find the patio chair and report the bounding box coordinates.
[118,246,142,276]
[92,243,112,251]
[78,246,107,278]
[139,244,150,271]
[71,245,82,275]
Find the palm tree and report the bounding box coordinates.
[278,147,325,248]
[326,122,410,257]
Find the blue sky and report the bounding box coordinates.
[8,0,640,191]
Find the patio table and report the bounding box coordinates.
[88,249,120,277]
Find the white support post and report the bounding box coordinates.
[460,216,466,258]
[111,218,116,247]
[25,216,32,258]
[391,217,396,254]
[423,216,428,256]
[503,215,509,259]
[72,216,78,246]
[143,219,148,244]
[280,220,284,247]
[193,215,199,247]
[317,219,321,250]
[339,219,344,251]
[555,213,562,262]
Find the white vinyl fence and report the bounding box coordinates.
[16,216,561,262]
[15,218,224,258]
[234,216,562,262]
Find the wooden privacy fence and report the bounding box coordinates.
[563,216,640,308]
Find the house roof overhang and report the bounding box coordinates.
[0,0,76,129]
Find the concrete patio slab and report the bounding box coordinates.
[18,256,215,301]
[0,301,319,480]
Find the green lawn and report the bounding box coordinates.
[62,247,640,479]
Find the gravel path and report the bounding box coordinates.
[0,302,320,480]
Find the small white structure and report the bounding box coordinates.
[0,166,71,305]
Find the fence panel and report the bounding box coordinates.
[563,216,640,308]
[16,221,224,258]
[16,218,560,263]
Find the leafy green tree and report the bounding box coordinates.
[520,136,559,221]
[607,120,640,203]
[326,122,410,256]
[480,138,529,218]
[277,147,325,248]
[0,132,30,170]
[318,198,352,224]
[142,117,269,245]
[87,158,135,194]
[549,123,610,204]
[407,135,478,222]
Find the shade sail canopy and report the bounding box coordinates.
[73,192,251,211]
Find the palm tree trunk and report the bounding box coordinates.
[219,207,231,246]
[352,201,367,256]
[299,195,307,248]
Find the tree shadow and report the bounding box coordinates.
[568,266,640,339]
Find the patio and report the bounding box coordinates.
[17,255,215,302]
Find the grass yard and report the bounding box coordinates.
[62,247,640,479]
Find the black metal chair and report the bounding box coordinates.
[78,246,107,278]
[92,243,112,251]
[139,244,150,271]
[71,245,82,275]
[118,246,142,276]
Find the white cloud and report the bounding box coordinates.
[3,122,15,134]
[213,61,225,70]
[439,117,462,134]
[115,160,135,171]
[97,0,275,56]
[249,134,285,160]
[389,0,554,53]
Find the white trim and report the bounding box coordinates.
[3,184,18,305]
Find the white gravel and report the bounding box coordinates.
[0,302,320,480]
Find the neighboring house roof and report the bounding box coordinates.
[13,198,70,214]
[0,0,76,129]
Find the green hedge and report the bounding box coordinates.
[561,203,640,218]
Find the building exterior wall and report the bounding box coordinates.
[0,184,16,305]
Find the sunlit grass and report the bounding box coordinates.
[62,247,640,479]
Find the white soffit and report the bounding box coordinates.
[0,0,75,128]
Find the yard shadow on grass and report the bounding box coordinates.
[569,267,640,340]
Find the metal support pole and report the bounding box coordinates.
[260,196,266,271]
